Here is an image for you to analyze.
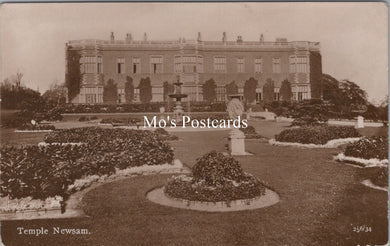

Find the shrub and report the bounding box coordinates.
[344,136,388,160]
[192,151,245,186]
[275,125,361,145]
[165,151,266,202]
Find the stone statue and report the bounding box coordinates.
[227,97,244,120]
[227,96,246,155]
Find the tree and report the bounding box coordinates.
[1,74,44,110]
[103,79,118,104]
[322,74,343,105]
[339,79,368,108]
[163,81,174,102]
[244,77,257,104]
[263,79,275,103]
[279,79,292,102]
[65,48,81,101]
[225,81,238,97]
[42,81,67,107]
[322,74,368,113]
[202,78,217,103]
[139,77,152,104]
[15,71,23,89]
[125,76,134,103]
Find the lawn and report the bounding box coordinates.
[1,121,388,246]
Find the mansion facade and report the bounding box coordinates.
[66,32,322,104]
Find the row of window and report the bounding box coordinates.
[79,55,309,75]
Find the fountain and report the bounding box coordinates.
[169,75,188,122]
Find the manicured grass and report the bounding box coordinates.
[2,127,387,245]
[1,128,46,147]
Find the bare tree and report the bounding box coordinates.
[15,70,23,89]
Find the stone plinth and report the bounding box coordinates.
[228,128,246,155]
[356,115,364,128]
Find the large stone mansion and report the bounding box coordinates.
[66,32,322,104]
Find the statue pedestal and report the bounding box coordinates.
[228,128,246,155]
[356,115,364,128]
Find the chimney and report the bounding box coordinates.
[126,33,132,43]
[144,32,148,42]
[237,35,243,44]
[260,34,264,43]
[222,32,227,43]
[110,32,115,43]
[197,32,202,42]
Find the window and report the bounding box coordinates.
[97,56,103,74]
[290,56,308,73]
[174,55,203,74]
[272,58,281,73]
[274,87,280,101]
[117,58,125,74]
[237,58,244,73]
[216,86,226,102]
[182,56,197,73]
[298,92,303,101]
[214,56,226,73]
[83,56,97,74]
[133,57,140,74]
[296,56,308,73]
[289,56,296,73]
[174,56,182,73]
[150,56,163,74]
[255,58,262,73]
[197,56,203,73]
[117,88,125,103]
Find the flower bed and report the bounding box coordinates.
[275,125,361,145]
[344,136,388,160]
[1,128,174,203]
[334,136,388,167]
[0,196,63,213]
[1,160,186,215]
[100,117,141,125]
[164,151,266,202]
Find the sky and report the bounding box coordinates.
[0,2,388,102]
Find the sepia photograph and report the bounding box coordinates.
[0,2,388,245]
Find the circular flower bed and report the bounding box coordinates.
[164,151,266,202]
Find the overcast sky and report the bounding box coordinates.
[0,2,388,101]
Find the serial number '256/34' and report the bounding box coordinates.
[353,225,372,233]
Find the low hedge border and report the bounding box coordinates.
[269,137,361,148]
